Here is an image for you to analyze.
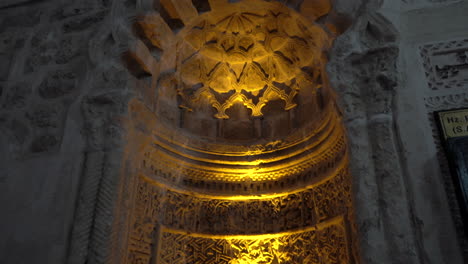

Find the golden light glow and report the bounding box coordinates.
[147,123,346,182]
[143,103,346,184]
[157,216,348,264]
[139,160,349,200]
[229,239,286,264]
[152,104,337,157]
[176,1,328,119]
[125,1,358,264]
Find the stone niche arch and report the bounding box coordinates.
[120,0,359,263]
[66,1,414,264]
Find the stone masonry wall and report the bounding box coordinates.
[0,0,467,264]
[0,1,111,263]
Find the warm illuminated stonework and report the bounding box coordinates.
[176,2,328,119]
[123,0,358,263]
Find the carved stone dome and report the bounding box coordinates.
[138,0,344,195]
[153,0,333,139]
[175,2,330,120]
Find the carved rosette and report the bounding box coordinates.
[123,0,358,263]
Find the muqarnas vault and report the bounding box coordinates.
[121,0,359,263]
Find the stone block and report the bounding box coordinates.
[26,103,62,128]
[55,36,84,64]
[0,30,26,80]
[1,83,31,110]
[62,10,107,33]
[8,118,30,145]
[0,54,12,81]
[38,70,77,99]
[29,134,59,153]
[52,0,104,20]
[24,29,60,73]
[0,8,41,29]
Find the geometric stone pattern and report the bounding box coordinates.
[6,0,466,264]
[127,172,354,264]
[175,3,327,119]
[420,38,468,90]
[122,1,357,264]
[130,169,353,233]
[131,0,336,145]
[158,218,348,264]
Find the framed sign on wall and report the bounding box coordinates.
[436,108,468,237]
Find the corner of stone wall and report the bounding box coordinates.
[328,1,423,263]
[0,1,138,263]
[65,0,170,262]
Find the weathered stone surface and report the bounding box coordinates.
[55,36,84,64]
[6,118,30,145]
[62,10,107,33]
[38,70,77,99]
[24,29,61,73]
[52,0,105,20]
[1,83,31,110]
[30,134,60,153]
[0,31,26,80]
[0,8,41,29]
[0,1,105,264]
[26,103,62,128]
[1,0,468,264]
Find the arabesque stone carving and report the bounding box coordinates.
[175,6,328,119]
[121,0,358,264]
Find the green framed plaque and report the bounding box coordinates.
[438,109,468,139]
[436,109,468,236]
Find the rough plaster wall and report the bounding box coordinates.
[0,0,112,263]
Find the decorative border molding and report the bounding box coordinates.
[126,173,354,263]
[424,93,468,110]
[157,217,349,264]
[420,38,468,90]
